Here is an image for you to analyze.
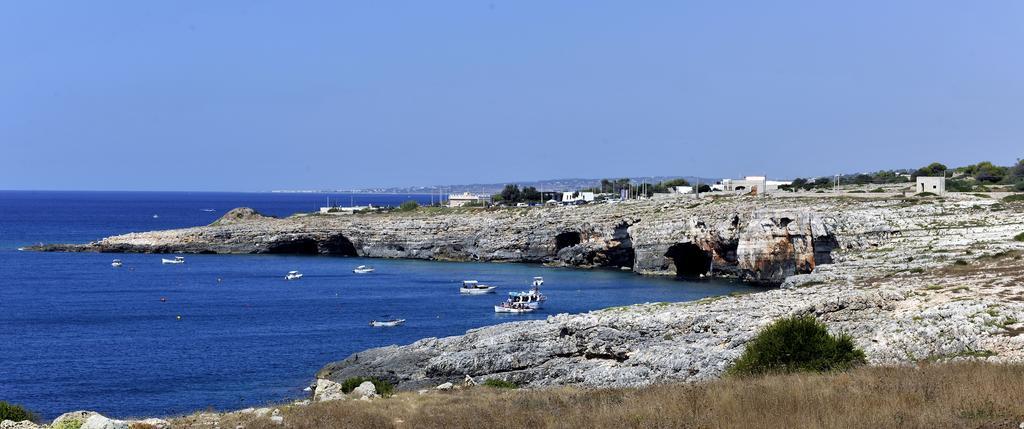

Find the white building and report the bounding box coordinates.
[448,192,491,207]
[719,176,792,194]
[916,176,946,195]
[319,204,374,215]
[561,191,595,203]
[671,186,694,194]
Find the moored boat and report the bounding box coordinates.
[370,319,405,327]
[494,302,535,313]
[161,256,185,264]
[353,265,375,274]
[507,276,547,309]
[111,259,123,267]
[285,270,303,280]
[460,280,496,295]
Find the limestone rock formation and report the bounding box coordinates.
[29,196,848,284]
[315,194,1024,391]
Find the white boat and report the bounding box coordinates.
[460,280,496,295]
[152,214,159,218]
[507,277,547,309]
[370,319,405,327]
[161,256,185,264]
[285,270,303,280]
[494,302,535,313]
[111,259,123,267]
[353,265,375,274]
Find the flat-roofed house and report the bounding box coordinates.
[916,176,946,194]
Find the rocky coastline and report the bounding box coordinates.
[14,193,1024,427]
[30,195,848,285]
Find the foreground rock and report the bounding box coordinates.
[318,194,1024,390]
[29,197,848,284]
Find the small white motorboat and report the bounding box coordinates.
[161,256,186,264]
[285,270,303,280]
[494,302,535,314]
[370,319,405,327]
[111,259,123,268]
[152,214,159,218]
[353,265,375,274]
[460,280,496,295]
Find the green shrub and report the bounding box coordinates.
[482,378,518,389]
[341,377,395,397]
[728,315,866,376]
[53,420,84,429]
[0,402,39,423]
[848,190,865,193]
[869,188,886,193]
[398,200,419,211]
[1015,232,1024,242]
[1004,194,1024,203]
[916,192,938,197]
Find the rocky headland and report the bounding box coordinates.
[19,192,1024,427]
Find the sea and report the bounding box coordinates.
[0,191,758,419]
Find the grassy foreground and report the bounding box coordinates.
[175,362,1024,429]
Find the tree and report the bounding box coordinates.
[1012,159,1024,181]
[521,186,541,202]
[697,184,712,193]
[912,162,949,179]
[499,184,522,203]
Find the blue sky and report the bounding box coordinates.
[2,1,1022,191]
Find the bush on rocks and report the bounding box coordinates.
[1015,232,1024,242]
[729,315,866,376]
[340,377,394,398]
[0,402,38,423]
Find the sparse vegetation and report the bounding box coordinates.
[340,376,395,397]
[1015,232,1024,242]
[195,362,1024,429]
[0,401,38,423]
[398,200,420,212]
[1004,194,1024,203]
[52,419,84,429]
[728,316,866,376]
[482,379,518,389]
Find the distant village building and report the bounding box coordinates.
[671,186,694,194]
[718,176,792,194]
[561,191,595,203]
[916,176,946,195]
[319,204,374,215]
[448,192,491,207]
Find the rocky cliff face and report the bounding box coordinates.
[315,194,1024,392]
[31,197,844,284]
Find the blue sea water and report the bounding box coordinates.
[0,191,758,419]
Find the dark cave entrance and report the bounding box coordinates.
[265,238,320,255]
[555,231,582,250]
[665,243,713,277]
[319,235,359,257]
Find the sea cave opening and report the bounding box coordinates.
[265,238,320,255]
[320,235,359,257]
[555,231,582,250]
[665,243,713,277]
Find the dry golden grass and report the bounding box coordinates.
[173,362,1024,429]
